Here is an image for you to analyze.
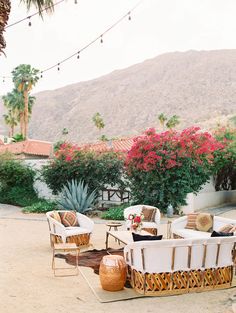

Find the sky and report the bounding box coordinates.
[1,0,236,94]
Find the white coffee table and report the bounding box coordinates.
[105,230,152,250]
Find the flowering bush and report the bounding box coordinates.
[128,213,144,231]
[125,127,223,213]
[213,127,236,190]
[42,142,126,195]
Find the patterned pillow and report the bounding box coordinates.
[185,213,198,229]
[219,224,235,233]
[141,207,156,222]
[59,211,79,227]
[50,211,61,223]
[195,213,213,232]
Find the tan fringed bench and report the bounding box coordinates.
[124,237,236,296]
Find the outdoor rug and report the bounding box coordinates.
[55,249,236,303]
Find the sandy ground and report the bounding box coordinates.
[1,204,236,313]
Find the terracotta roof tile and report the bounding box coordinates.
[0,140,52,157]
[81,138,134,152]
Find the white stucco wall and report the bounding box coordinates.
[180,177,236,214]
[24,159,55,199]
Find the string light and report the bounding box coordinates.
[74,0,78,4]
[2,0,143,80]
[41,0,143,75]
[28,16,32,27]
[6,0,66,29]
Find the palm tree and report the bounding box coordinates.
[158,113,168,130]
[2,89,35,137]
[3,109,18,137]
[0,0,54,55]
[166,115,180,129]
[12,64,39,139]
[92,112,105,132]
[0,0,11,55]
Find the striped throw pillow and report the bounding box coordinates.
[185,213,198,230]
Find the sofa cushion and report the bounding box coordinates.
[174,228,211,239]
[132,232,162,241]
[51,211,61,223]
[141,206,156,222]
[59,211,79,227]
[65,226,89,236]
[195,213,213,232]
[211,230,234,237]
[219,224,236,233]
[185,213,198,229]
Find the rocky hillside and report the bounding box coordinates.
[1,49,236,143]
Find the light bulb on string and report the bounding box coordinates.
[57,64,60,71]
[74,0,77,3]
[128,12,131,21]
[77,52,80,59]
[40,72,43,78]
[3,77,5,83]
[100,35,103,44]
[28,16,32,26]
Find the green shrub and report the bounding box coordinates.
[42,143,126,194]
[101,203,130,220]
[23,200,58,213]
[0,157,39,207]
[0,186,39,207]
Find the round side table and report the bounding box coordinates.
[106,222,122,231]
[99,255,127,291]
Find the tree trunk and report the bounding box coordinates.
[23,89,29,139]
[0,0,11,55]
[19,112,24,136]
[11,125,14,137]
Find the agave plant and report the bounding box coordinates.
[57,179,97,214]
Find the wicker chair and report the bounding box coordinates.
[124,204,161,235]
[46,210,94,247]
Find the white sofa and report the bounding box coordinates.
[124,236,236,296]
[46,210,94,246]
[171,215,236,239]
[124,205,161,235]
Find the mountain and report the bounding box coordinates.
[1,50,236,143]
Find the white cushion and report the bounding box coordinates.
[174,228,211,239]
[65,226,90,236]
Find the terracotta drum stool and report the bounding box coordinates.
[99,255,127,291]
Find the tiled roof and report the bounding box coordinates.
[81,138,134,152]
[0,140,52,157]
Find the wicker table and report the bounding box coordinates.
[106,222,122,231]
[52,243,80,277]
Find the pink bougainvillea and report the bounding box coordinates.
[126,127,224,172]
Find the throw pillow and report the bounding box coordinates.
[51,211,61,223]
[185,213,198,229]
[211,231,234,237]
[132,232,163,241]
[141,206,156,222]
[195,213,213,232]
[219,224,235,233]
[59,211,79,227]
